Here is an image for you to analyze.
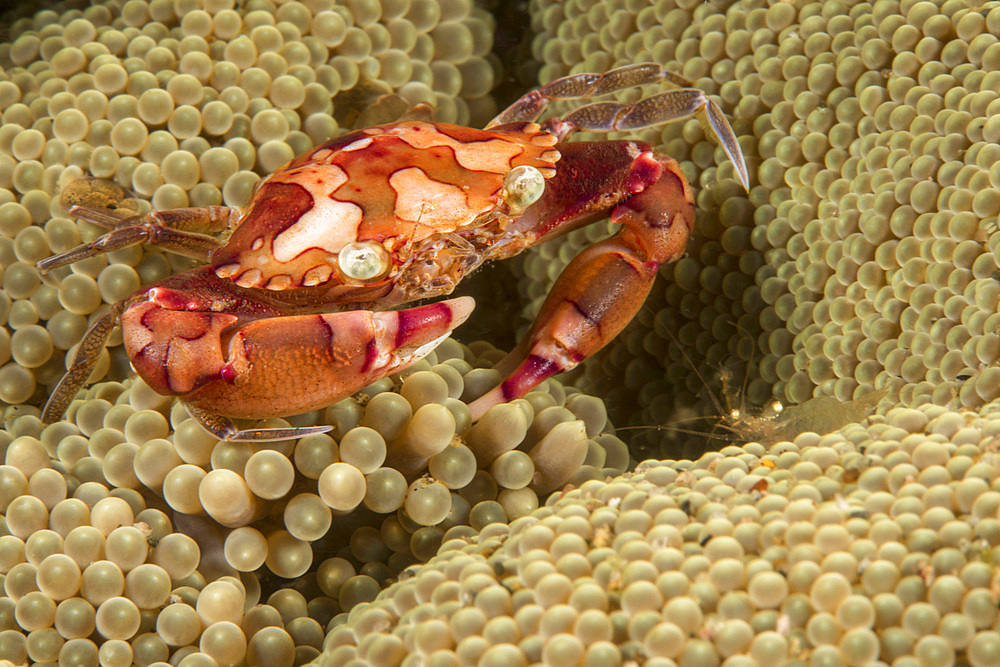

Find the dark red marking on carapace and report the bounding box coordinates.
[329,138,472,233]
[434,121,533,148]
[212,181,314,266]
[326,134,510,244]
[283,128,374,170]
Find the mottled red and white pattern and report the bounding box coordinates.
[210,121,560,291]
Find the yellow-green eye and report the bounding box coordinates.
[504,165,545,214]
[338,240,390,281]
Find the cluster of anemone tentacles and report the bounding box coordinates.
[0,335,626,664]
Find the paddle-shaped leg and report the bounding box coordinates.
[487,62,748,191]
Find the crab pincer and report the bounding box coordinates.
[145,296,475,440]
[45,271,472,441]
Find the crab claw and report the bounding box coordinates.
[129,296,474,429]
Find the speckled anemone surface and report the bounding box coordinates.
[322,400,1000,667]
[520,0,1000,457]
[0,337,626,665]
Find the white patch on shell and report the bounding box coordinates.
[264,275,291,291]
[271,198,365,262]
[251,237,264,251]
[453,141,524,173]
[531,131,559,147]
[369,316,394,370]
[390,167,481,227]
[215,263,240,279]
[235,268,261,287]
[310,148,334,162]
[302,265,333,286]
[341,137,373,152]
[386,122,524,174]
[269,166,362,263]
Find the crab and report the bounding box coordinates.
[37,63,748,441]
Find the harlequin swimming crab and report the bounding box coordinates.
[37,63,748,441]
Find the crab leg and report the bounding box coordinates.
[488,63,748,191]
[488,63,688,124]
[468,147,694,420]
[556,92,747,191]
[40,306,121,425]
[38,205,240,274]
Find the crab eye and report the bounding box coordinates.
[338,241,390,281]
[504,165,545,213]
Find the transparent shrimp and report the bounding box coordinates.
[617,325,887,452]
